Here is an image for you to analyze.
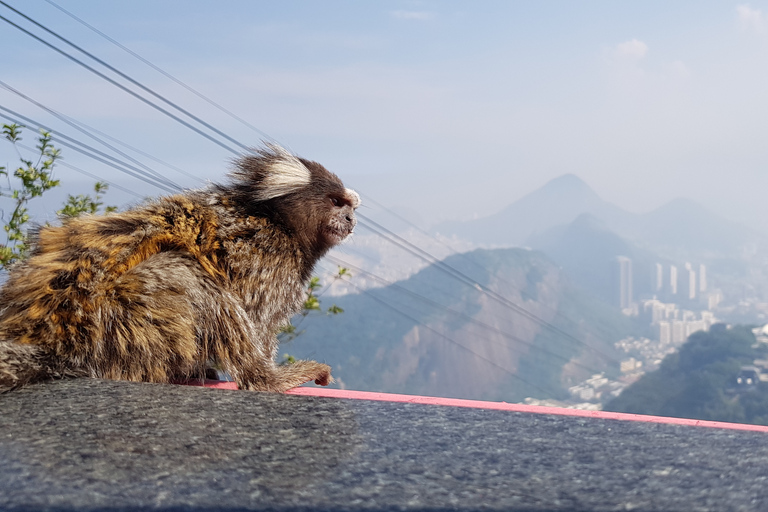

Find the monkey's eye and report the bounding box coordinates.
[330,197,342,207]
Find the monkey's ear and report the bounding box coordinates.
[232,144,311,201]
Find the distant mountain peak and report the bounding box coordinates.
[516,173,604,208]
[432,172,622,246]
[540,173,594,193]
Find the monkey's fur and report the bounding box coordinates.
[0,145,359,393]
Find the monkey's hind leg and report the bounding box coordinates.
[219,324,334,392]
[210,305,334,392]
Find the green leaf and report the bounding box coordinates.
[327,304,344,315]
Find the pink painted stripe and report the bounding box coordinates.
[175,379,239,390]
[286,387,768,433]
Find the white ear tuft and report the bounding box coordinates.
[254,144,312,201]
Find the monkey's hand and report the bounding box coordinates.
[313,364,333,386]
[292,360,333,387]
[261,360,334,392]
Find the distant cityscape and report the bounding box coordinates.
[528,255,726,410]
[620,256,720,341]
[617,257,714,313]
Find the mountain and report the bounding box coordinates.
[527,213,661,305]
[625,198,761,259]
[433,174,764,260]
[432,174,630,247]
[285,247,639,402]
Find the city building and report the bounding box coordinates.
[653,262,706,302]
[658,321,672,346]
[617,256,633,311]
[669,264,678,296]
[682,262,696,300]
[655,263,664,293]
[620,357,643,373]
[642,298,716,346]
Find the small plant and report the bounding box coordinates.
[0,124,60,267]
[279,266,351,363]
[58,181,117,218]
[0,124,115,270]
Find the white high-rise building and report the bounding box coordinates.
[669,265,678,296]
[658,321,672,346]
[683,263,696,300]
[617,256,633,310]
[655,263,663,292]
[699,264,707,293]
[672,319,686,344]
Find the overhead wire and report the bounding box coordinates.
[0,106,180,193]
[314,261,553,396]
[14,142,145,199]
[0,79,182,190]
[359,191,599,333]
[325,253,608,375]
[0,75,205,186]
[357,213,620,365]
[57,118,206,185]
[0,7,242,155]
[0,0,251,153]
[53,159,145,199]
[41,0,278,144]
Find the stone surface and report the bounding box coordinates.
[1,379,768,511]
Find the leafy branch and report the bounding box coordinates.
[0,124,115,269]
[279,266,351,363]
[58,180,117,218]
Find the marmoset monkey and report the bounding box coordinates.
[0,144,359,393]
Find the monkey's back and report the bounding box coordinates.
[0,194,240,381]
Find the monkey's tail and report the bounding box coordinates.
[0,340,61,393]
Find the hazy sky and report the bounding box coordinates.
[2,1,768,231]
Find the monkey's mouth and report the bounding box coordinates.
[325,224,354,244]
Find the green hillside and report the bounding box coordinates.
[286,247,640,402]
[605,325,768,425]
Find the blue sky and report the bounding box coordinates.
[2,1,768,230]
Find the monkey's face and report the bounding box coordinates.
[323,188,360,246]
[265,165,360,256]
[232,147,360,255]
